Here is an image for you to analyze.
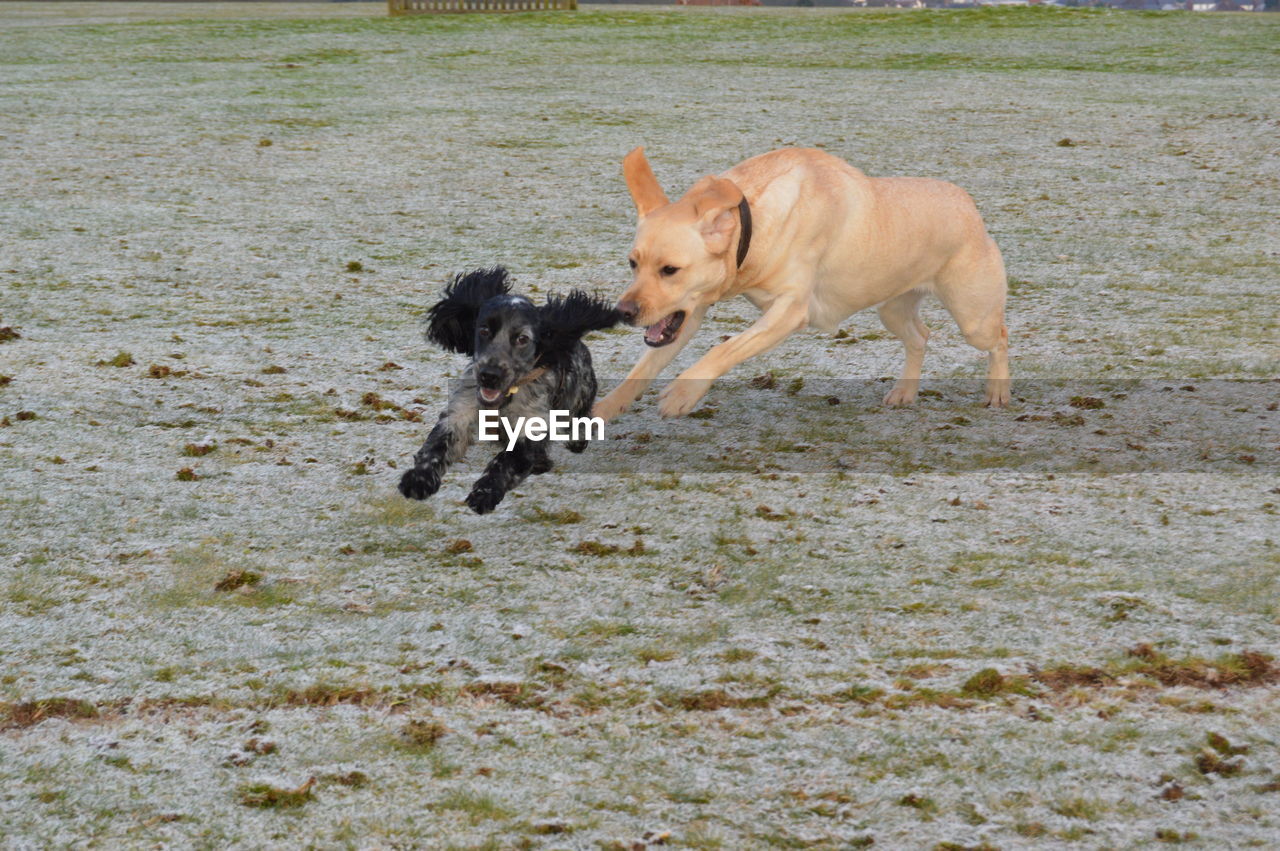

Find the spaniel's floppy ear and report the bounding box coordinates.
[425,267,512,355]
[537,290,623,361]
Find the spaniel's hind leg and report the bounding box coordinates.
[878,288,931,407]
[529,443,553,475]
[565,348,599,454]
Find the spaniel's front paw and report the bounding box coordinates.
[465,484,505,515]
[398,467,440,500]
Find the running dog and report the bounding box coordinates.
[593,147,1010,420]
[399,267,620,514]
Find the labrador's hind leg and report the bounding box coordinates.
[935,239,1010,407]
[877,288,931,407]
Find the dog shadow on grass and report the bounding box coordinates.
[579,379,1278,477]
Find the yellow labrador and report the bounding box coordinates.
[594,147,1010,420]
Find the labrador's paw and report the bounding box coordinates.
[883,381,919,407]
[984,380,1011,408]
[658,378,712,418]
[592,390,632,422]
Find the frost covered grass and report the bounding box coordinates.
[1,3,1278,848]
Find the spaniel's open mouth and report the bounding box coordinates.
[643,311,685,347]
[477,386,505,406]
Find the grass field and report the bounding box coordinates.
[1,3,1278,848]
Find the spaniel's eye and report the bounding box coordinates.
[628,258,637,270]
[660,265,679,277]
[515,334,531,346]
[477,327,491,339]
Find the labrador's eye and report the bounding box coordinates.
[628,258,637,270]
[660,265,679,277]
[515,334,531,346]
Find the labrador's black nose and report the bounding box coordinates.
[617,299,639,324]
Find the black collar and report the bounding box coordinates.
[735,196,752,270]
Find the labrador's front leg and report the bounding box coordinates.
[593,306,706,421]
[658,295,808,418]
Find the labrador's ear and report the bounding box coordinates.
[622,147,669,218]
[688,176,744,257]
[537,290,623,362]
[424,267,512,356]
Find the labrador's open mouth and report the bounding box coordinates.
[643,311,686,347]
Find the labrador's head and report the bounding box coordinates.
[615,148,746,347]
